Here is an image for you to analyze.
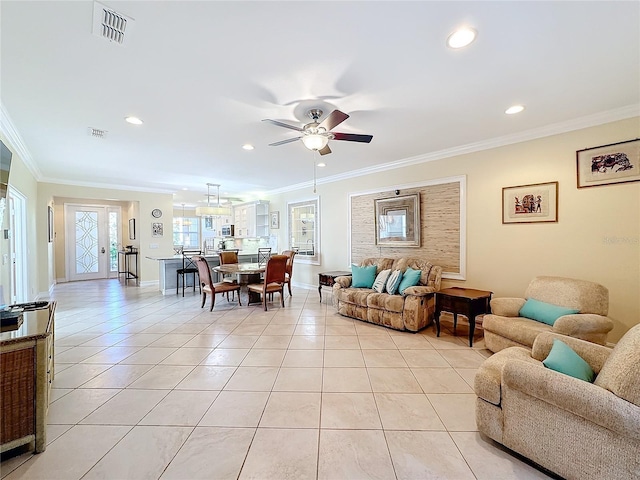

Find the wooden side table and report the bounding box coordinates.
[435,287,492,347]
[318,271,351,302]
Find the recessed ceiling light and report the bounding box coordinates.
[447,27,477,49]
[242,144,254,150]
[505,105,525,115]
[317,162,326,167]
[125,116,143,125]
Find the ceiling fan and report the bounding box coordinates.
[262,109,373,156]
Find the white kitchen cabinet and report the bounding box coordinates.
[233,201,269,238]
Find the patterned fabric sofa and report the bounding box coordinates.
[474,326,640,480]
[332,257,442,332]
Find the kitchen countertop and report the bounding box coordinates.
[146,252,256,261]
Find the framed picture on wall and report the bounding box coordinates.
[129,218,136,240]
[270,211,280,229]
[152,222,163,237]
[502,181,558,224]
[47,206,54,242]
[375,193,420,246]
[577,138,640,188]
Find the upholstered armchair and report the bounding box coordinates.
[483,276,613,352]
[474,326,640,480]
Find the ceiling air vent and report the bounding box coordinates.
[88,128,108,139]
[92,2,135,46]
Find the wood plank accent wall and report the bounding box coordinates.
[350,181,461,274]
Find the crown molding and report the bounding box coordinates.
[0,103,41,180]
[41,177,175,195]
[267,104,639,195]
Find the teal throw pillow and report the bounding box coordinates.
[543,339,595,382]
[398,267,422,294]
[519,298,579,326]
[386,270,403,295]
[351,264,378,288]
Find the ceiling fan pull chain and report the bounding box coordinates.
[313,152,317,194]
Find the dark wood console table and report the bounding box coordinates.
[435,287,492,347]
[318,271,351,302]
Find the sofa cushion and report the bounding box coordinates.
[483,315,553,347]
[542,339,595,382]
[386,270,403,294]
[352,264,377,288]
[398,267,421,294]
[338,288,372,307]
[372,269,391,293]
[594,324,640,406]
[519,298,579,326]
[366,292,405,313]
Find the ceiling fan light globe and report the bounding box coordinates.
[302,134,329,151]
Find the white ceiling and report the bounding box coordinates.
[1,1,639,207]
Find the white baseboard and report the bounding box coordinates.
[139,280,159,288]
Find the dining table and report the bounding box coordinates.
[213,263,266,304]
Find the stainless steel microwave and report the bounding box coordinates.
[221,224,234,237]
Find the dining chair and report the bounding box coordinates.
[193,256,241,311]
[176,249,201,296]
[218,250,239,299]
[281,250,297,297]
[257,247,271,264]
[247,255,287,311]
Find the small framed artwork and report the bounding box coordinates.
[270,211,280,229]
[152,222,163,237]
[47,206,54,242]
[577,138,640,188]
[502,181,558,224]
[375,193,421,246]
[128,218,136,240]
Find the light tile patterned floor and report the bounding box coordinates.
[0,280,555,480]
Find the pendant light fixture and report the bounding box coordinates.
[195,183,231,217]
[181,203,192,226]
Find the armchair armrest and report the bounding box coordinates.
[333,275,352,288]
[402,285,436,297]
[490,297,526,317]
[553,313,614,337]
[503,360,640,441]
[532,332,611,372]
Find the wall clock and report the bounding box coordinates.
[151,208,163,218]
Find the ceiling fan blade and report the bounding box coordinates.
[268,137,302,146]
[319,144,332,156]
[332,132,373,143]
[262,119,304,132]
[318,109,349,131]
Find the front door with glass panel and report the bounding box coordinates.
[66,205,114,281]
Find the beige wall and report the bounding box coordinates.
[38,183,175,293]
[52,198,137,282]
[267,117,640,342]
[0,134,40,301]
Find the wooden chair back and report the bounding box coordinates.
[219,251,239,265]
[264,255,287,285]
[282,250,297,277]
[193,256,213,288]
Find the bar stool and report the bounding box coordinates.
[177,249,201,296]
[257,247,271,264]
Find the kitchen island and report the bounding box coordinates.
[146,252,259,295]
